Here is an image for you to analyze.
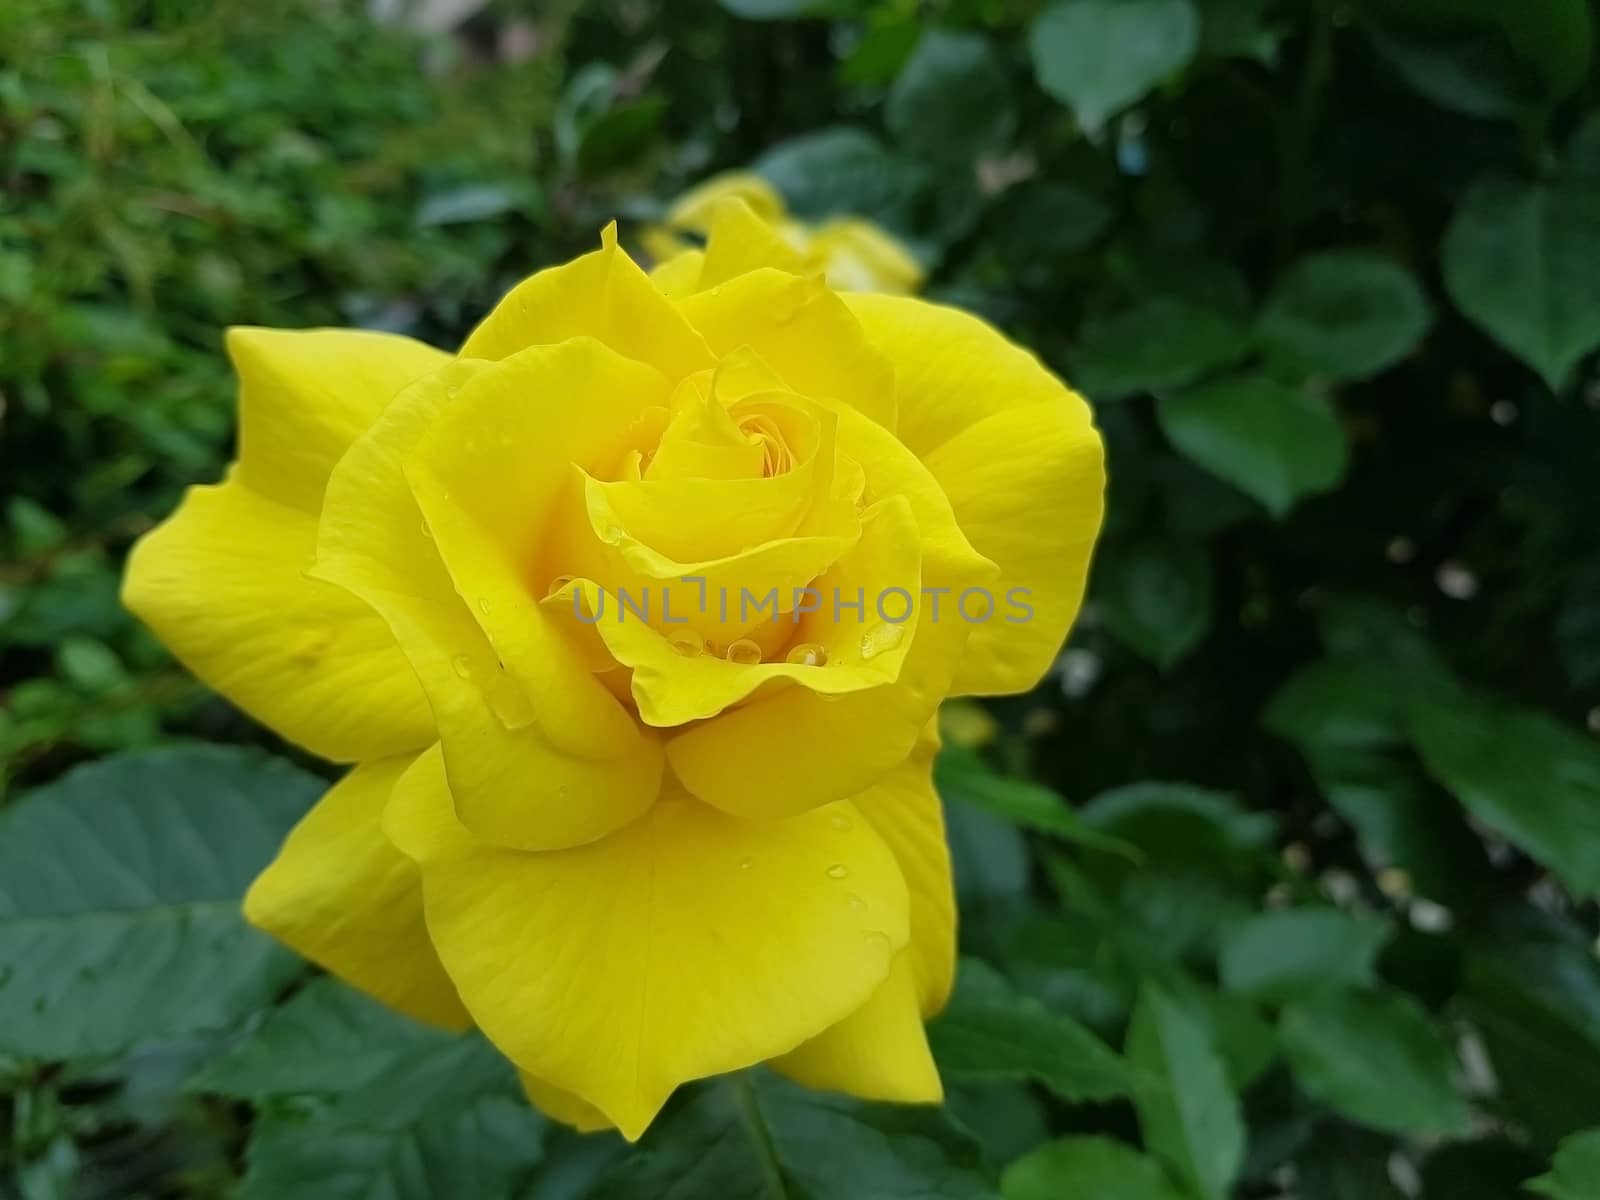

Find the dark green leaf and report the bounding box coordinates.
[1443,173,1600,391]
[1127,985,1245,1200]
[1526,1130,1600,1200]
[930,959,1133,1103]
[1095,536,1213,669]
[1156,375,1348,517]
[188,977,456,1101]
[591,1073,998,1200]
[1079,783,1275,874]
[1029,0,1200,130]
[1297,1126,1404,1200]
[1409,693,1600,897]
[755,127,928,227]
[0,746,318,1059]
[887,32,1016,165]
[1072,297,1250,400]
[1257,252,1432,381]
[1219,909,1392,1004]
[1419,1140,1545,1200]
[1279,988,1470,1136]
[241,1093,545,1200]
[936,746,1139,859]
[1003,1136,1187,1200]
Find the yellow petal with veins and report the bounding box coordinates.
[244,753,469,1030]
[385,748,909,1141]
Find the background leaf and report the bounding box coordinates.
[1029,0,1200,130]
[1156,375,1348,516]
[1279,988,1471,1137]
[0,746,317,1059]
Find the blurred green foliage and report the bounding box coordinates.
[4,0,1600,1197]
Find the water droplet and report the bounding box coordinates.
[669,628,705,658]
[859,624,906,661]
[725,638,763,665]
[863,931,890,953]
[546,574,575,598]
[419,518,433,538]
[477,597,492,615]
[785,642,828,667]
[846,893,866,913]
[738,855,754,870]
[829,814,851,831]
[452,654,473,679]
[825,863,849,880]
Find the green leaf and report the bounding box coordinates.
[936,745,1139,858]
[1219,909,1392,1004]
[1156,375,1348,517]
[1079,783,1275,874]
[1279,988,1470,1136]
[1409,693,1600,897]
[1356,0,1593,117]
[1095,536,1213,669]
[754,127,927,228]
[1126,985,1245,1200]
[929,959,1133,1103]
[1256,251,1432,381]
[987,182,1112,264]
[1526,1130,1600,1200]
[188,976,457,1101]
[1002,1136,1188,1200]
[1443,173,1600,391]
[887,31,1016,165]
[591,1072,997,1200]
[1071,297,1250,400]
[1265,657,1453,752]
[225,978,548,1200]
[0,746,318,1059]
[1457,910,1600,1146]
[241,1092,545,1200]
[1029,0,1200,130]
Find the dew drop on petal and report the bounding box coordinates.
[859,623,905,661]
[668,628,705,657]
[829,813,851,831]
[864,931,890,953]
[419,518,433,539]
[725,638,763,665]
[846,893,866,913]
[546,574,575,598]
[738,855,754,871]
[477,597,492,615]
[785,642,828,666]
[451,654,472,679]
[825,863,849,880]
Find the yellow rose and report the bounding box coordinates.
[644,171,926,295]
[122,198,1105,1140]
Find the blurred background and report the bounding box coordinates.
[3,1,1599,1198]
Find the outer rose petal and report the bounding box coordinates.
[519,1074,613,1134]
[845,293,1106,694]
[122,474,434,762]
[314,360,664,852]
[384,747,910,1141]
[461,224,713,381]
[243,754,469,1031]
[227,327,450,511]
[852,722,956,1016]
[772,951,941,1102]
